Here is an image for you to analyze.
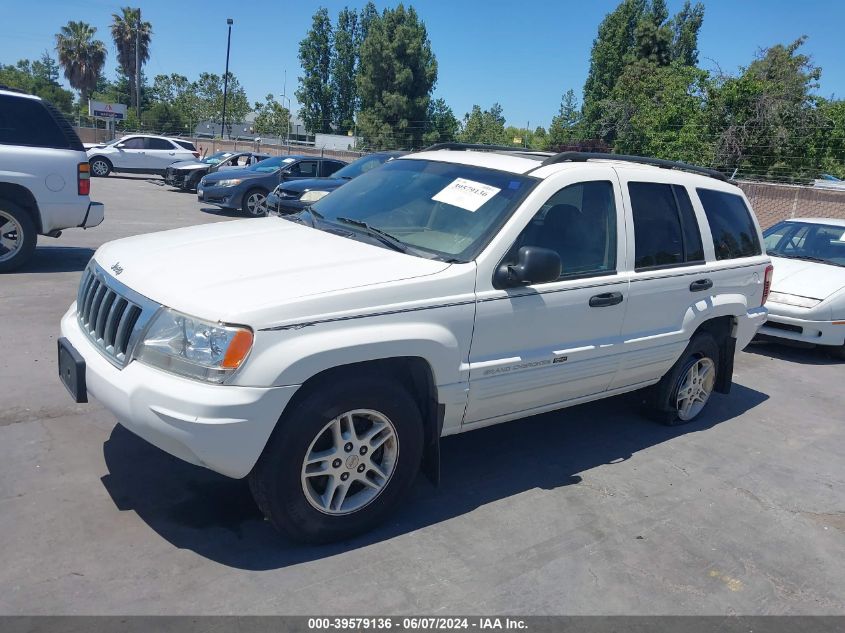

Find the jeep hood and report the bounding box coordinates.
[169,160,209,171]
[92,218,451,325]
[770,255,845,300]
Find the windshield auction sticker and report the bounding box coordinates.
[432,178,501,212]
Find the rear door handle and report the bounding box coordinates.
[689,278,713,292]
[589,292,624,307]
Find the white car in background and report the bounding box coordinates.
[760,218,845,358]
[87,134,198,177]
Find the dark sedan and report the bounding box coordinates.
[266,151,407,214]
[197,155,347,215]
[165,151,271,191]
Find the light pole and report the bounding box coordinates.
[220,18,233,140]
[279,94,291,148]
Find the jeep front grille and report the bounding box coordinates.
[76,265,156,367]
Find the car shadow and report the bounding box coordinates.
[100,382,768,570]
[16,246,95,273]
[199,207,243,218]
[745,339,842,365]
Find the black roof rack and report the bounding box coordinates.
[422,142,551,157]
[539,151,727,181]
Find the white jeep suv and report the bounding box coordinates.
[58,145,771,542]
[0,87,104,272]
[87,134,198,177]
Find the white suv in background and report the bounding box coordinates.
[58,145,771,543]
[0,87,104,271]
[87,134,198,177]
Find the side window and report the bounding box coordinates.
[322,160,345,176]
[121,137,145,149]
[629,182,704,270]
[505,180,617,280]
[289,160,318,176]
[145,137,174,150]
[0,95,70,149]
[696,188,762,260]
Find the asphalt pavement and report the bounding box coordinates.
[0,175,843,615]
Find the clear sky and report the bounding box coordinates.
[2,0,843,128]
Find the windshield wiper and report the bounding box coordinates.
[334,217,409,253]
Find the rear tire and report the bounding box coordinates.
[0,200,37,273]
[89,157,111,177]
[645,332,720,426]
[249,375,424,543]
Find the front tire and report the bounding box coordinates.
[89,157,111,177]
[242,188,268,216]
[645,332,720,426]
[0,200,37,272]
[249,376,424,543]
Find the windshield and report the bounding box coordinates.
[332,154,392,180]
[764,221,845,267]
[203,151,234,165]
[309,158,538,260]
[246,156,296,173]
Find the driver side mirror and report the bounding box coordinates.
[494,246,561,289]
[116,143,126,148]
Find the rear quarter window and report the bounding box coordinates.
[696,188,762,260]
[0,94,77,150]
[174,140,196,151]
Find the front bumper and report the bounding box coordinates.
[60,304,300,478]
[197,184,240,209]
[759,309,845,347]
[267,193,307,215]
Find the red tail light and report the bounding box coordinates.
[78,162,90,196]
[192,151,200,158]
[762,264,774,305]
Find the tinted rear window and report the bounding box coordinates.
[174,139,196,151]
[696,189,761,260]
[0,94,75,149]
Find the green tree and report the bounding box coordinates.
[422,97,459,145]
[110,7,152,110]
[296,8,334,133]
[32,51,61,84]
[194,72,250,132]
[144,101,186,135]
[459,103,507,145]
[582,0,647,131]
[671,1,705,66]
[331,7,359,133]
[707,37,823,182]
[816,98,845,179]
[357,4,437,148]
[253,94,292,138]
[0,59,74,112]
[548,89,583,148]
[55,21,107,101]
[599,60,712,163]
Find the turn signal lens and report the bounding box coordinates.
[762,264,774,306]
[78,162,90,196]
[222,329,254,369]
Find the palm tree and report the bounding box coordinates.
[55,21,107,102]
[110,7,152,109]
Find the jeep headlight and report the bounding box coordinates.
[299,189,329,203]
[216,178,242,187]
[135,309,253,383]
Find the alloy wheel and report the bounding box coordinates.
[675,357,715,421]
[301,409,399,515]
[0,210,23,263]
[91,160,109,176]
[246,192,267,215]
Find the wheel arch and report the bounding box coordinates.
[691,314,738,394]
[276,356,444,486]
[0,183,42,233]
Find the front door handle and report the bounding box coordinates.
[689,278,713,292]
[589,292,624,307]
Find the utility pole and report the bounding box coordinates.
[135,9,141,121]
[221,18,233,140]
